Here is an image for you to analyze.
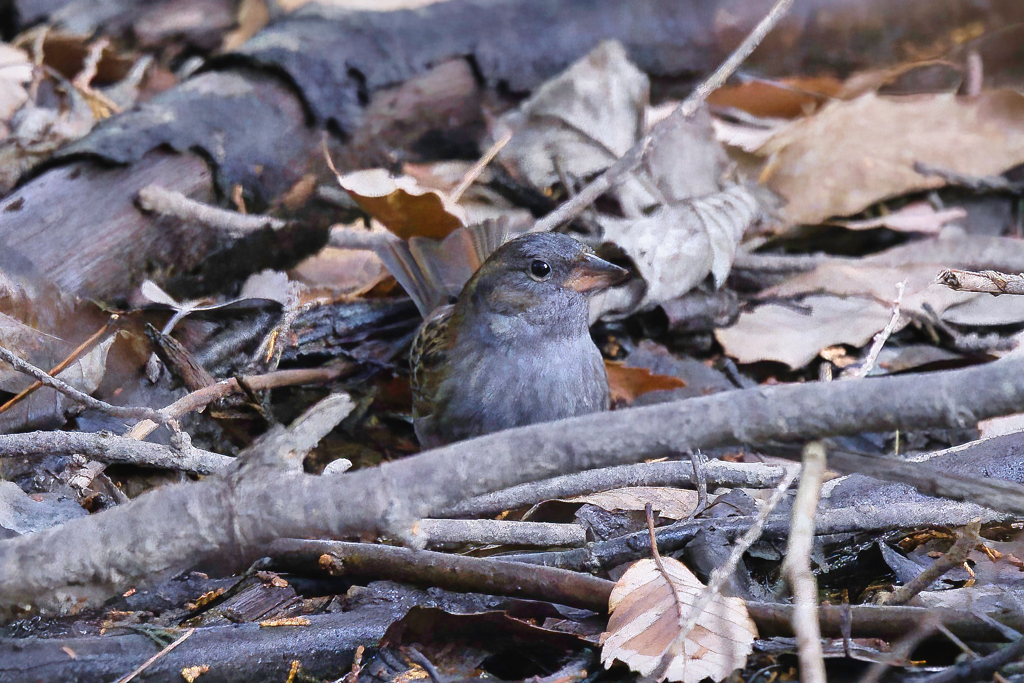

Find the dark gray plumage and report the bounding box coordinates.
[410,232,630,447]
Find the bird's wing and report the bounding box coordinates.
[410,303,455,419]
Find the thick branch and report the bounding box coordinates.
[4,357,1024,616]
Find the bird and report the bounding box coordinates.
[409,231,630,447]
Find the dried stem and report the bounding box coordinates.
[0,343,165,424]
[887,519,982,606]
[137,185,288,237]
[937,268,1024,295]
[782,442,828,683]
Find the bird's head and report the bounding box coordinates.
[458,232,630,335]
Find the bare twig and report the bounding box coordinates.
[844,280,905,378]
[0,343,165,424]
[919,635,1024,683]
[530,0,793,232]
[450,130,512,202]
[732,251,836,273]
[137,185,288,237]
[444,459,786,518]
[0,317,115,415]
[0,431,232,475]
[858,616,941,683]
[414,519,586,548]
[114,628,195,683]
[937,268,1024,295]
[270,538,612,611]
[127,364,351,440]
[914,162,1024,194]
[645,502,685,626]
[329,225,394,251]
[686,450,709,520]
[670,467,798,656]
[887,520,981,606]
[782,442,828,683]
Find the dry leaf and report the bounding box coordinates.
[291,247,390,297]
[716,296,894,368]
[599,185,759,314]
[0,44,32,138]
[337,169,467,240]
[569,487,699,521]
[605,362,686,405]
[833,202,966,234]
[602,557,756,682]
[494,40,647,192]
[760,90,1024,226]
[706,76,843,119]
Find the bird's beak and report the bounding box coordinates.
[564,253,631,293]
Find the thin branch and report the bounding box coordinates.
[0,343,165,424]
[0,431,232,475]
[671,466,798,655]
[887,519,981,606]
[0,317,115,415]
[686,450,709,520]
[414,519,586,548]
[450,130,512,202]
[269,538,612,611]
[444,459,786,518]
[844,280,905,378]
[782,442,828,683]
[127,364,351,440]
[919,635,1024,683]
[530,0,793,232]
[137,185,288,237]
[937,268,1024,295]
[114,628,195,683]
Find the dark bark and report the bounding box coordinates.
[0,605,401,683]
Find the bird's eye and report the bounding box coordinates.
[529,260,552,280]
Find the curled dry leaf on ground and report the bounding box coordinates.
[602,556,756,683]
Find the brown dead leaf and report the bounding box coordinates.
[337,169,467,240]
[832,202,966,234]
[706,76,843,119]
[602,557,756,682]
[716,296,894,369]
[569,487,698,521]
[761,90,1024,226]
[606,362,686,405]
[290,247,389,297]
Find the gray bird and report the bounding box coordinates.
[410,232,630,447]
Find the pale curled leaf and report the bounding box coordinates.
[602,557,756,683]
[494,40,648,191]
[599,184,759,314]
[337,168,467,240]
